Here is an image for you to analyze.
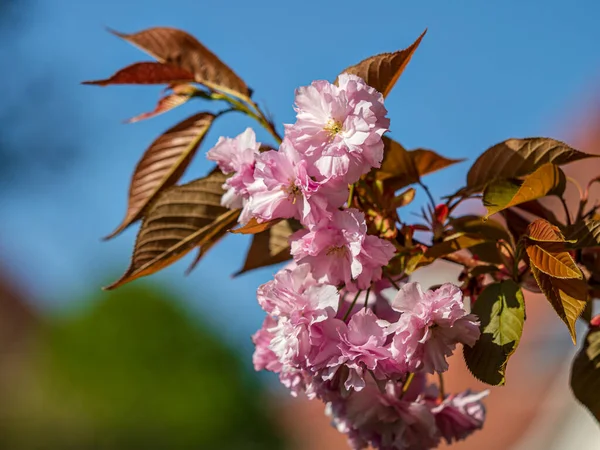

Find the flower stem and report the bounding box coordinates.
[400,372,415,399]
[384,271,401,290]
[438,372,446,401]
[363,287,371,310]
[203,91,283,145]
[246,98,283,145]
[347,183,355,207]
[342,290,362,321]
[559,196,572,226]
[419,181,436,211]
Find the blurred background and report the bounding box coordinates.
[1,0,600,448]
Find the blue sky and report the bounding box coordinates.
[2,0,600,353]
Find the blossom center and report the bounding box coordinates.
[283,181,302,204]
[326,245,347,257]
[323,119,343,140]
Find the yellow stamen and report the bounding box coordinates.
[326,245,346,256]
[323,119,343,140]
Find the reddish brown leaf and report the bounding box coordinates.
[338,30,426,98]
[467,137,598,192]
[411,149,464,177]
[530,265,588,343]
[105,113,215,240]
[230,218,282,235]
[376,138,462,191]
[83,62,195,86]
[501,208,531,242]
[125,84,197,123]
[110,27,250,98]
[512,199,560,225]
[234,220,301,276]
[376,137,418,184]
[185,209,241,275]
[105,173,239,289]
[526,242,582,279]
[526,218,572,243]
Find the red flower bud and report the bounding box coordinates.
[434,204,449,224]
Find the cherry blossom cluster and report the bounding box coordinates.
[207,75,488,449]
[252,263,486,449]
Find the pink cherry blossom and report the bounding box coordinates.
[336,309,396,391]
[243,139,340,226]
[206,128,260,208]
[429,390,489,444]
[285,74,389,184]
[351,235,397,291]
[326,378,441,450]
[389,283,480,373]
[290,209,394,288]
[251,316,282,373]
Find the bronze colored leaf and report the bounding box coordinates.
[376,137,417,183]
[450,215,512,243]
[418,234,486,267]
[125,84,197,123]
[512,199,561,226]
[185,209,241,275]
[466,137,598,192]
[82,62,195,86]
[110,27,250,98]
[105,172,239,289]
[392,187,416,209]
[410,148,464,178]
[571,326,600,423]
[526,242,582,279]
[501,208,530,243]
[230,218,282,235]
[565,219,600,249]
[530,265,588,343]
[234,220,301,276]
[105,112,215,239]
[338,30,426,98]
[526,218,571,243]
[376,138,462,191]
[483,163,566,218]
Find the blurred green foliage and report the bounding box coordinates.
[0,282,286,450]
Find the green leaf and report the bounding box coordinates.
[105,172,239,289]
[565,219,600,249]
[463,280,525,386]
[570,326,600,422]
[466,137,598,193]
[337,30,426,98]
[530,265,588,343]
[483,163,566,218]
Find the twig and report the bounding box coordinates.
[342,290,362,321]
